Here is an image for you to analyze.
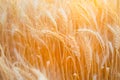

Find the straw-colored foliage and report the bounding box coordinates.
[0,0,120,80]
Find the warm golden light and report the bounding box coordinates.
[0,0,120,80]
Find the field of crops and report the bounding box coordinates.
[0,0,120,80]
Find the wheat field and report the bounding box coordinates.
[0,0,120,80]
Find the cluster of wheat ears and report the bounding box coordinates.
[0,0,120,80]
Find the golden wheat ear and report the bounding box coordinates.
[0,0,120,80]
